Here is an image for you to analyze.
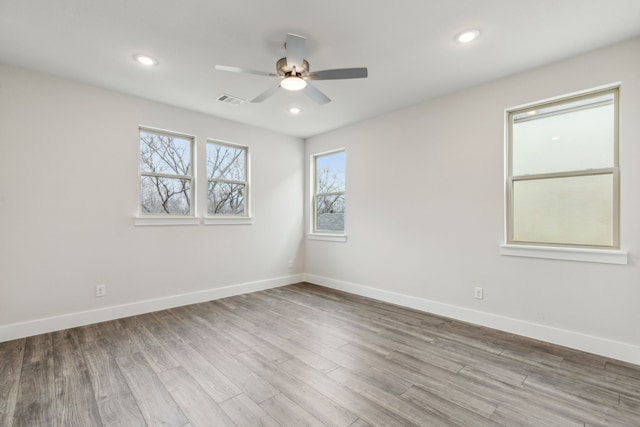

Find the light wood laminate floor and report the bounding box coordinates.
[1,283,639,426]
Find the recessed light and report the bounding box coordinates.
[551,136,560,141]
[456,29,480,44]
[289,107,302,114]
[133,54,158,66]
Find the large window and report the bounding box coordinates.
[506,87,619,248]
[206,141,248,216]
[313,150,346,234]
[139,128,194,215]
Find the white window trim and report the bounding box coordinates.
[134,216,200,226]
[206,139,251,220]
[502,84,627,263]
[204,216,253,225]
[307,233,347,242]
[500,244,628,265]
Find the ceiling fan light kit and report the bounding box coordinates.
[281,75,307,91]
[215,33,368,104]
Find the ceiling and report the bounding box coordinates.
[1,1,639,139]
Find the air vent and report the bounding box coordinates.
[216,94,245,106]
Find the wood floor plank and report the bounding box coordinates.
[22,333,52,365]
[219,394,280,427]
[288,333,414,394]
[0,339,25,426]
[52,330,102,426]
[160,337,243,403]
[140,309,258,405]
[54,375,102,427]
[122,319,181,374]
[226,316,337,372]
[221,319,293,364]
[327,365,458,426]
[158,366,237,427]
[401,385,500,427]
[276,356,418,427]
[81,340,146,426]
[237,350,361,427]
[12,358,56,426]
[169,306,251,355]
[259,393,326,427]
[189,340,279,404]
[116,351,188,426]
[458,365,589,426]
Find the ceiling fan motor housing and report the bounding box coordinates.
[277,57,309,77]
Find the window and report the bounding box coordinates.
[506,87,619,249]
[139,128,194,215]
[313,150,346,234]
[207,141,248,216]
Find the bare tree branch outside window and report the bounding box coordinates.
[207,142,247,215]
[139,129,193,215]
[315,151,345,232]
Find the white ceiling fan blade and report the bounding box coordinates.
[285,33,306,69]
[215,65,276,78]
[307,67,368,80]
[251,84,281,103]
[303,83,331,105]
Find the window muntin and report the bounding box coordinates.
[206,141,248,216]
[506,88,619,248]
[139,128,194,215]
[313,150,345,233]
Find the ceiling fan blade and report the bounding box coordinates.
[307,67,368,80]
[285,33,306,69]
[215,65,275,78]
[251,84,281,103]
[303,83,331,105]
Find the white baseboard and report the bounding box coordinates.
[0,274,305,343]
[305,274,640,366]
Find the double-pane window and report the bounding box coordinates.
[313,150,345,233]
[207,141,248,215]
[506,88,619,248]
[139,128,194,215]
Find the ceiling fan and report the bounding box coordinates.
[215,33,368,105]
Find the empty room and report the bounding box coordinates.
[1,1,640,426]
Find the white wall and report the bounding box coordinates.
[304,37,640,364]
[0,64,305,339]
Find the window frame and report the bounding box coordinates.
[204,139,252,225]
[309,149,347,241]
[137,127,197,223]
[502,85,627,263]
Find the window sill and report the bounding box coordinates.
[307,233,347,243]
[204,216,253,225]
[500,244,628,265]
[134,216,200,226]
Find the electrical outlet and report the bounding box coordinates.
[96,285,106,297]
[287,259,293,269]
[474,287,484,300]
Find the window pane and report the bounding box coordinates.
[140,130,192,176]
[316,151,345,193]
[207,143,246,181]
[140,176,191,214]
[512,97,614,175]
[316,194,345,232]
[208,182,245,215]
[512,174,613,246]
